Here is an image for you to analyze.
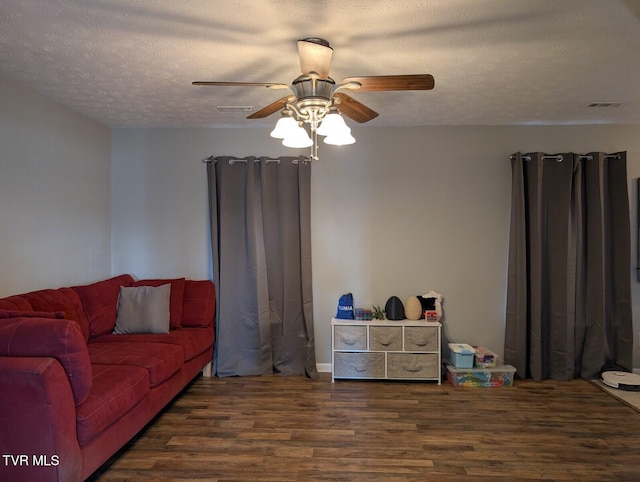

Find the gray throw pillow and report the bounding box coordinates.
[113,284,171,334]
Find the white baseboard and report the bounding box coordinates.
[316,363,332,373]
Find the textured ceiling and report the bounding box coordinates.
[1,0,639,128]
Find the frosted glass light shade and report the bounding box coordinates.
[324,128,355,146]
[316,112,349,137]
[270,116,298,139]
[282,126,313,148]
[297,38,333,78]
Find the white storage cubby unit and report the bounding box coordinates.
[331,318,442,383]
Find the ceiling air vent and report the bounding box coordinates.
[586,102,626,108]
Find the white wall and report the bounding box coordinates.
[0,74,112,296]
[111,124,640,369]
[109,128,290,280]
[4,75,637,371]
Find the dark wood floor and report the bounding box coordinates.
[90,373,640,481]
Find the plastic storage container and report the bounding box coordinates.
[446,362,516,387]
[474,346,498,368]
[448,343,475,368]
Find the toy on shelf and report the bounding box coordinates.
[354,308,373,321]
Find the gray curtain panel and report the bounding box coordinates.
[207,156,318,378]
[504,152,633,381]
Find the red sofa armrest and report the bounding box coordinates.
[0,357,83,482]
[0,318,92,405]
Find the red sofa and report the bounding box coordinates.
[0,274,216,481]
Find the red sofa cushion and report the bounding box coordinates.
[131,278,186,329]
[0,287,91,341]
[76,364,149,446]
[91,327,214,362]
[21,288,91,341]
[87,341,183,387]
[0,318,92,406]
[182,280,216,328]
[0,295,33,311]
[72,274,134,339]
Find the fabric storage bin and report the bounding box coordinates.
[446,362,516,387]
[333,352,385,378]
[334,325,367,350]
[448,343,475,368]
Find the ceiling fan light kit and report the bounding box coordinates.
[281,124,313,148]
[324,129,355,146]
[193,38,434,160]
[316,108,348,136]
[269,113,297,139]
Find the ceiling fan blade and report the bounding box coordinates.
[340,74,435,92]
[333,93,379,123]
[192,81,290,90]
[246,96,294,119]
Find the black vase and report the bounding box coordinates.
[384,296,405,320]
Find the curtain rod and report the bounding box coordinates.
[201,156,310,164]
[510,153,622,162]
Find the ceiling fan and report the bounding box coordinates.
[193,38,435,159]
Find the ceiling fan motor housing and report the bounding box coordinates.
[292,75,334,101]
